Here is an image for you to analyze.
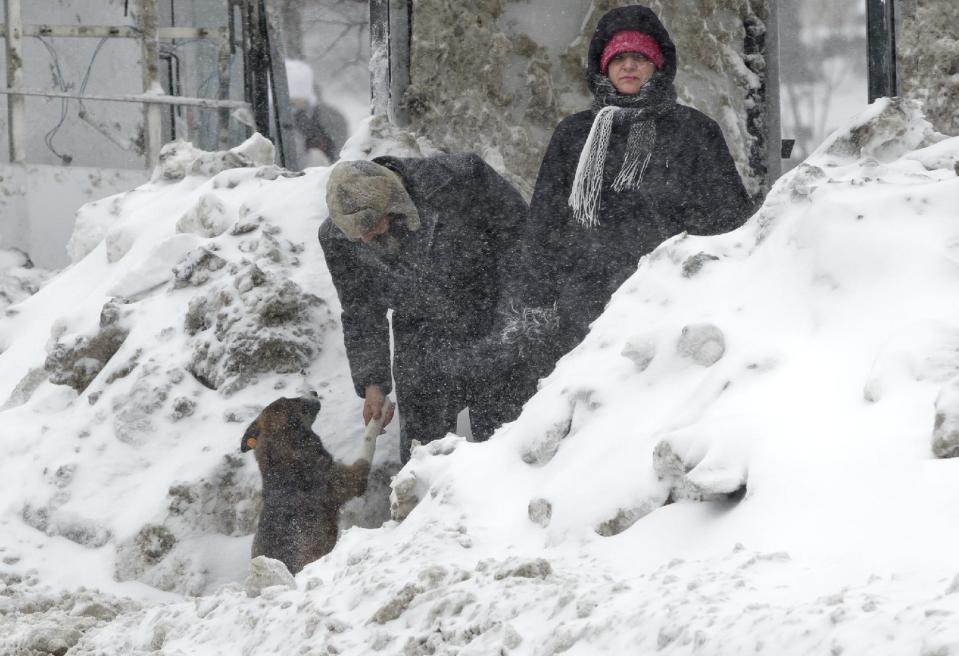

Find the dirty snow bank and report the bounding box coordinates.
[57,100,959,655]
[0,132,413,653]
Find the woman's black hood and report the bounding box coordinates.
[586,5,677,95]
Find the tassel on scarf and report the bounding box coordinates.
[569,109,659,227]
[569,107,617,228]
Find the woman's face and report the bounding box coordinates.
[607,52,656,95]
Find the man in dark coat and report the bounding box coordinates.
[319,154,534,462]
[523,5,755,364]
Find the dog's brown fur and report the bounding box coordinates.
[241,394,371,574]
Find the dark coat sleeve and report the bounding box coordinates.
[449,139,573,387]
[318,223,393,397]
[681,118,754,235]
[427,154,554,398]
[466,154,530,316]
[522,119,577,309]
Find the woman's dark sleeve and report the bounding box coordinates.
[522,121,575,308]
[318,224,392,397]
[450,154,556,389]
[466,154,529,312]
[682,118,755,235]
[457,123,575,383]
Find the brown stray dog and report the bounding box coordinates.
[240,392,386,574]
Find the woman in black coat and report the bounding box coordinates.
[523,5,754,364]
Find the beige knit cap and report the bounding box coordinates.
[326,160,421,241]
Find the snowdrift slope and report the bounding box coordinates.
[0,132,414,643]
[6,99,959,655]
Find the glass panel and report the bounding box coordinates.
[295,0,370,164]
[0,0,249,167]
[157,0,248,151]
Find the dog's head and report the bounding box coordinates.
[241,393,332,472]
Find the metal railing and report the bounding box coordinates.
[0,0,297,170]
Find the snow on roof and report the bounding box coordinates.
[3,101,959,654]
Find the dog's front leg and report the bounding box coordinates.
[330,399,391,504]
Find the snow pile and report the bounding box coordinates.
[0,99,941,654]
[401,97,956,540]
[0,132,403,653]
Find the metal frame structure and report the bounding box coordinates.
[240,0,298,169]
[0,0,299,169]
[4,0,24,164]
[370,0,389,117]
[763,0,782,187]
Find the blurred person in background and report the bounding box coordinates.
[286,59,349,166]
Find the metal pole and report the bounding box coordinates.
[764,0,782,186]
[369,0,390,117]
[743,0,781,195]
[262,0,299,169]
[216,35,233,148]
[139,0,163,167]
[0,25,230,40]
[866,0,897,102]
[743,4,765,195]
[4,0,25,163]
[247,0,272,138]
[0,88,250,109]
[388,0,411,126]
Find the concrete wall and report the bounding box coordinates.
[899,0,959,136]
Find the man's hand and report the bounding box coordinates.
[363,385,395,428]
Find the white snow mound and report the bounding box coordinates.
[0,132,403,650]
[6,101,959,655]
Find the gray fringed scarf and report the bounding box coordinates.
[569,73,677,228]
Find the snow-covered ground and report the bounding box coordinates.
[3,99,959,655]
